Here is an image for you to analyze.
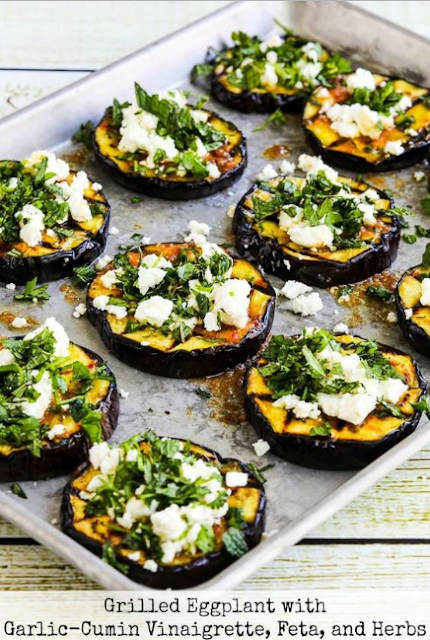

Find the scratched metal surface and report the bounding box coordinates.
[0,0,430,590]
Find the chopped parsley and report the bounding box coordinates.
[72,121,95,151]
[253,109,287,132]
[14,278,50,302]
[365,285,394,302]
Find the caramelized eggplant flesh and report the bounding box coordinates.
[0,343,118,482]
[93,110,246,200]
[87,242,275,378]
[303,75,430,172]
[61,438,266,589]
[0,162,110,285]
[244,335,426,470]
[233,174,399,287]
[396,265,430,358]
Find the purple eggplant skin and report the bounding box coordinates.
[244,343,427,471]
[0,346,119,483]
[211,72,306,114]
[92,112,247,201]
[395,269,430,358]
[305,127,430,174]
[86,286,276,380]
[233,184,400,288]
[0,207,110,286]
[61,450,266,590]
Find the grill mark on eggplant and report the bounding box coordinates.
[61,439,266,589]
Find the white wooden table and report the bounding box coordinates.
[1,0,430,590]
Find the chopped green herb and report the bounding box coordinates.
[72,265,97,287]
[403,234,417,244]
[72,121,95,151]
[195,387,211,399]
[130,197,144,204]
[14,278,50,302]
[11,482,27,499]
[246,462,274,484]
[253,109,287,132]
[222,527,248,558]
[310,423,332,437]
[422,243,430,267]
[366,285,394,302]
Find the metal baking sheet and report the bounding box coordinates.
[1,0,430,591]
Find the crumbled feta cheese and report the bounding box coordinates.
[257,163,278,181]
[16,203,45,247]
[20,370,53,420]
[109,226,119,235]
[316,87,330,98]
[137,265,167,296]
[225,471,248,487]
[261,62,278,87]
[143,559,158,572]
[0,349,15,365]
[134,296,173,327]
[95,254,112,271]
[207,162,221,179]
[358,202,377,226]
[212,278,251,329]
[24,150,70,184]
[327,103,381,140]
[346,68,376,91]
[387,311,397,323]
[284,259,291,270]
[384,140,405,156]
[292,292,323,316]
[273,394,321,419]
[297,154,339,184]
[68,192,92,222]
[92,182,102,191]
[279,280,312,299]
[24,317,70,357]
[47,424,66,440]
[317,391,376,425]
[5,283,16,291]
[11,317,28,329]
[333,322,349,334]
[119,389,129,399]
[252,439,271,457]
[203,311,220,332]
[93,295,110,311]
[289,224,334,249]
[89,442,121,475]
[414,171,425,183]
[259,34,283,53]
[280,160,296,174]
[362,188,379,202]
[406,128,418,137]
[100,270,119,290]
[379,378,408,404]
[405,308,413,319]
[187,220,211,236]
[73,303,87,319]
[151,503,187,542]
[141,254,173,270]
[420,278,430,306]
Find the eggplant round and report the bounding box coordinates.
[244,334,427,470]
[93,109,246,200]
[233,174,399,288]
[396,264,430,358]
[86,242,276,378]
[205,35,349,114]
[303,74,430,173]
[0,343,119,482]
[0,162,110,285]
[61,437,266,589]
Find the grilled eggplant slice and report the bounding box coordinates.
[0,318,118,482]
[61,432,266,589]
[87,241,275,378]
[233,163,399,287]
[93,85,246,200]
[193,30,351,114]
[396,257,430,357]
[0,155,110,285]
[244,329,426,470]
[303,70,430,172]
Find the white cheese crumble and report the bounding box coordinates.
[297,153,339,184]
[5,283,16,291]
[95,254,113,271]
[420,278,430,306]
[24,317,70,357]
[187,220,211,236]
[384,140,405,156]
[119,389,129,399]
[47,424,66,440]
[317,391,376,426]
[345,68,376,91]
[225,471,248,487]
[326,103,381,140]
[257,163,278,181]
[289,223,334,249]
[24,150,70,184]
[11,317,28,329]
[414,171,425,183]
[89,442,122,475]
[211,279,251,329]
[143,559,158,572]
[333,322,349,334]
[109,226,119,235]
[0,349,15,366]
[20,370,53,420]
[72,303,87,319]
[279,280,312,300]
[100,270,119,290]
[387,311,397,323]
[405,308,413,319]
[274,394,321,419]
[137,265,168,296]
[252,439,271,457]
[292,292,323,316]
[280,160,296,175]
[15,204,45,247]
[134,296,173,327]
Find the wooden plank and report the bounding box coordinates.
[2,543,430,590]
